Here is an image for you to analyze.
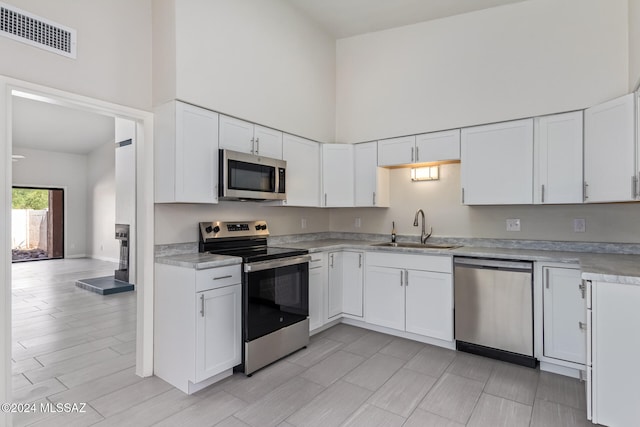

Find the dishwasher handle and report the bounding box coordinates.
[454,257,532,272]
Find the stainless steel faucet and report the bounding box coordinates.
[413,209,433,243]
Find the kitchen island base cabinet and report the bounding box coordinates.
[154,263,242,394]
[588,280,640,427]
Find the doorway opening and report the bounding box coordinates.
[11,186,64,262]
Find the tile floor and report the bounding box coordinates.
[11,258,594,426]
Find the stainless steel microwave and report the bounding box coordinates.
[219,149,286,201]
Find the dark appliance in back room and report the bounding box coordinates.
[199,220,310,375]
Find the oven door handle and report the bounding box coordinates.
[244,255,311,273]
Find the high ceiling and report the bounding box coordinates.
[12,95,115,155]
[285,0,530,38]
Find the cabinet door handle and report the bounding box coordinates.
[579,282,586,299]
[411,147,414,163]
[632,175,637,199]
[372,192,376,206]
[324,193,327,206]
[583,182,588,201]
[213,275,232,281]
[358,254,362,268]
[330,254,334,268]
[541,184,545,203]
[400,270,403,286]
[405,269,409,286]
[255,137,260,155]
[545,268,549,289]
[200,294,205,317]
[461,188,465,204]
[416,146,419,162]
[579,321,587,330]
[310,259,322,263]
[250,137,255,154]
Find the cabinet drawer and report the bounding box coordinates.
[309,252,327,269]
[196,265,241,292]
[366,252,452,273]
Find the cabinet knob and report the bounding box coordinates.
[579,321,587,330]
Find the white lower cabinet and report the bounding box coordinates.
[195,284,241,382]
[405,269,453,341]
[327,251,364,319]
[155,263,242,394]
[588,280,640,426]
[308,252,327,332]
[365,252,453,341]
[327,251,344,319]
[542,266,586,364]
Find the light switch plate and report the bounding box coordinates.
[301,218,307,229]
[355,217,362,228]
[574,218,586,233]
[506,218,521,232]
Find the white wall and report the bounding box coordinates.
[0,0,153,111]
[630,0,640,90]
[12,148,88,257]
[87,141,119,262]
[155,203,330,245]
[154,0,336,143]
[329,164,640,244]
[336,0,629,143]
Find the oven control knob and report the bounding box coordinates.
[213,226,220,233]
[255,225,260,231]
[205,226,213,233]
[260,224,267,230]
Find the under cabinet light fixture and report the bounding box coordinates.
[411,166,439,181]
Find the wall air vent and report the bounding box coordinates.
[0,2,76,58]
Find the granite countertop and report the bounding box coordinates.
[155,238,640,285]
[278,239,640,285]
[155,252,242,270]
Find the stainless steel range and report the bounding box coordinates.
[199,220,310,375]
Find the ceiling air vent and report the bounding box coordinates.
[0,2,76,58]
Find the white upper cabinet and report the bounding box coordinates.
[253,125,284,159]
[461,119,534,205]
[378,135,416,166]
[154,101,219,204]
[584,94,636,203]
[282,134,320,207]
[415,129,461,163]
[354,142,389,207]
[322,144,354,207]
[219,115,283,159]
[378,130,460,167]
[218,115,254,154]
[534,112,584,204]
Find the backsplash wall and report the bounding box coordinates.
[155,164,640,246]
[154,203,330,245]
[329,164,640,244]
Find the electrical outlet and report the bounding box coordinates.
[506,218,521,232]
[355,217,362,228]
[301,218,307,229]
[574,218,586,233]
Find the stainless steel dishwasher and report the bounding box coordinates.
[454,257,535,367]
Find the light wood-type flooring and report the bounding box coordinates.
[11,258,592,426]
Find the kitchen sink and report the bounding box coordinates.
[371,242,461,249]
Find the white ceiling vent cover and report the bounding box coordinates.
[0,2,76,58]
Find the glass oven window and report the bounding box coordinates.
[228,160,276,192]
[245,262,308,341]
